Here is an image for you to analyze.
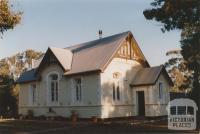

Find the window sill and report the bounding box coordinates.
[112,101,124,105]
[29,103,38,107]
[71,102,84,106]
[47,102,61,107]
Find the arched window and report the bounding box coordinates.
[49,74,58,102]
[112,72,122,102]
[159,82,163,99]
[116,84,120,100]
[74,78,82,101]
[29,83,36,105]
[112,82,121,101]
[113,84,115,101]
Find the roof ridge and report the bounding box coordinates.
[65,31,130,53]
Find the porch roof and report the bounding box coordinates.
[130,65,173,86]
[15,69,37,84]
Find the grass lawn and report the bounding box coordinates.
[0,119,198,134]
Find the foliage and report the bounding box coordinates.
[0,75,17,117]
[0,0,22,35]
[0,61,9,75]
[0,50,43,117]
[165,49,192,92]
[143,0,200,33]
[181,32,200,107]
[144,0,200,128]
[0,49,43,79]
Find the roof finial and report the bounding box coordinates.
[98,30,102,39]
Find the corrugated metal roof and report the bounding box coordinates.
[64,31,129,75]
[67,31,129,52]
[130,66,164,86]
[50,47,73,71]
[17,31,152,83]
[16,69,36,84]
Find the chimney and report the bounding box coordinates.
[98,30,102,39]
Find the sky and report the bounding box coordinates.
[0,0,181,66]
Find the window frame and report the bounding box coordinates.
[29,83,37,106]
[73,77,82,103]
[116,83,120,101]
[113,83,116,101]
[49,74,59,102]
[112,81,121,102]
[46,72,60,106]
[158,82,163,99]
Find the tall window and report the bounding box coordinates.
[49,74,58,102]
[30,84,36,105]
[116,85,120,100]
[113,82,120,101]
[74,78,82,101]
[113,84,115,100]
[159,82,163,99]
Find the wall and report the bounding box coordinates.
[19,83,32,107]
[132,73,170,117]
[19,63,101,118]
[100,58,142,118]
[149,73,170,116]
[19,59,171,118]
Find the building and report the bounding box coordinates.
[16,31,173,118]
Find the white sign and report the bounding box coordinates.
[167,98,198,130]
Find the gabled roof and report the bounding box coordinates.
[35,47,73,75]
[16,31,150,83]
[16,69,37,84]
[49,47,73,71]
[130,65,173,86]
[64,31,130,75]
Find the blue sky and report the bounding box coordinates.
[0,0,181,66]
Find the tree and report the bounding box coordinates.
[0,0,22,35]
[0,75,17,117]
[0,49,43,78]
[181,32,200,115]
[165,49,192,92]
[143,0,200,32]
[0,50,43,117]
[144,0,200,128]
[25,49,43,65]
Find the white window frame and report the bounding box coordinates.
[74,77,82,102]
[29,83,37,106]
[159,82,163,99]
[112,78,123,104]
[71,77,83,105]
[50,74,59,102]
[46,72,60,106]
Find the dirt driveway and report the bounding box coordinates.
[0,119,198,134]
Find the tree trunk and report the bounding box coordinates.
[190,67,200,129]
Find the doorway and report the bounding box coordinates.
[137,91,145,116]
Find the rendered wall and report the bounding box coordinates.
[19,63,101,118]
[100,58,142,118]
[132,73,170,117]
